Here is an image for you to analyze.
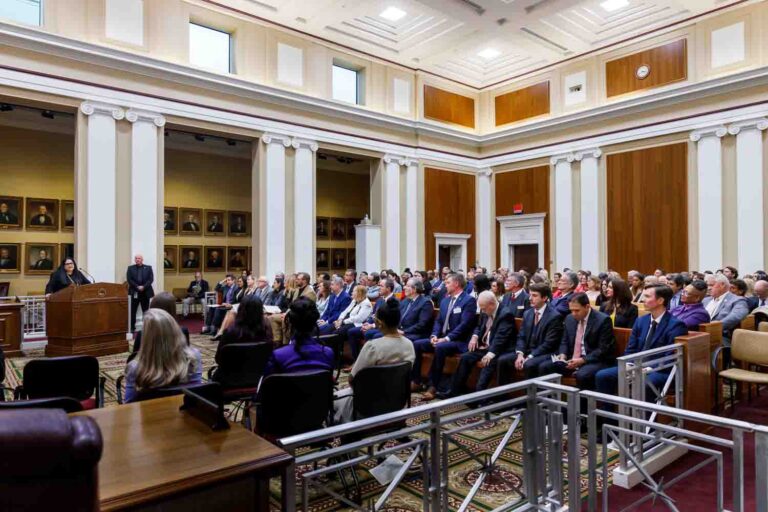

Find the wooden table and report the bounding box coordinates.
[73,396,292,511]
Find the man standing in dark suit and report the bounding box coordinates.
[441,290,517,397]
[550,271,578,317]
[538,293,615,390]
[127,254,155,332]
[412,273,477,400]
[497,283,564,381]
[500,273,530,317]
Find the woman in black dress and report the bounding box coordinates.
[45,257,91,295]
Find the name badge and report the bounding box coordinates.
[453,307,462,314]
[517,305,524,309]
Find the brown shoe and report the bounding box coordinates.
[422,387,437,401]
[410,382,422,393]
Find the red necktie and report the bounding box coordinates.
[534,309,540,325]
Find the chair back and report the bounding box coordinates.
[21,356,99,402]
[731,329,768,366]
[759,322,768,333]
[257,370,332,439]
[213,342,272,389]
[0,410,102,512]
[351,362,411,420]
[131,381,222,404]
[0,397,83,413]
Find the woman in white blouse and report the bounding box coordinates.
[334,285,373,330]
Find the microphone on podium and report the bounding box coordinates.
[79,267,96,284]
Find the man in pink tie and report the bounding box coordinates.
[537,293,616,390]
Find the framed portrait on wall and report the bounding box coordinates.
[179,208,202,235]
[316,217,330,240]
[60,243,74,260]
[163,245,177,272]
[0,243,21,273]
[331,218,347,241]
[332,248,346,269]
[61,200,74,231]
[179,246,202,272]
[346,218,358,241]
[204,209,226,236]
[204,246,225,272]
[0,196,23,230]
[228,211,250,237]
[26,198,59,231]
[164,207,178,235]
[26,243,57,275]
[227,246,248,272]
[347,248,356,270]
[316,249,329,270]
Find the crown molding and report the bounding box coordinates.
[690,125,727,141]
[727,117,768,135]
[80,101,124,120]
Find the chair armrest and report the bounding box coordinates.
[97,376,106,408]
[712,345,731,374]
[207,365,218,380]
[115,374,125,405]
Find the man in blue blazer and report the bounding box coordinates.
[595,284,688,400]
[500,273,530,318]
[317,276,352,335]
[550,271,578,317]
[366,278,433,341]
[412,273,477,400]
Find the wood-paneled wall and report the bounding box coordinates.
[495,166,550,269]
[423,85,475,128]
[606,142,688,276]
[424,168,476,269]
[606,39,687,97]
[494,82,550,126]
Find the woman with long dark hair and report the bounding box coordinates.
[214,295,272,361]
[45,257,91,295]
[264,276,289,312]
[599,278,639,328]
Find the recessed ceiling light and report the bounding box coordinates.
[380,6,406,22]
[478,48,501,60]
[600,0,629,12]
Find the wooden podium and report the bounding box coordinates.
[46,283,129,357]
[0,302,23,357]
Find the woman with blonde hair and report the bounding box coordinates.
[123,308,202,402]
[585,275,602,304]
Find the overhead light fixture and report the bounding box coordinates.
[226,139,236,146]
[478,48,501,60]
[0,103,13,112]
[194,134,205,142]
[379,6,406,22]
[41,110,55,119]
[600,0,629,12]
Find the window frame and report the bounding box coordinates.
[332,61,365,105]
[0,0,44,27]
[188,21,234,75]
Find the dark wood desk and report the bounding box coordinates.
[0,302,22,357]
[73,396,292,511]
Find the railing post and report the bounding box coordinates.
[587,396,597,512]
[567,389,581,512]
[429,410,442,512]
[523,383,540,506]
[282,451,296,512]
[733,429,745,511]
[756,430,768,512]
[617,360,629,469]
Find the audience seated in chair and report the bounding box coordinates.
[332,285,372,340]
[670,280,711,330]
[334,297,415,423]
[550,271,578,317]
[264,276,289,312]
[599,278,639,329]
[347,277,396,359]
[212,274,261,340]
[123,308,202,403]
[747,279,768,311]
[182,271,209,317]
[214,295,273,362]
[316,276,352,335]
[365,278,433,343]
[628,271,645,302]
[412,272,477,401]
[703,274,750,344]
[201,274,240,335]
[270,272,316,345]
[500,272,530,318]
[128,292,189,363]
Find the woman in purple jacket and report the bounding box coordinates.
[263,297,334,376]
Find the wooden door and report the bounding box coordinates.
[513,244,538,273]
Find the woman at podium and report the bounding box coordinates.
[45,257,91,295]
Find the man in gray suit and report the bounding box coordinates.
[703,274,749,344]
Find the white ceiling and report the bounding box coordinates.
[215,0,738,88]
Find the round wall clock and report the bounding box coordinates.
[636,64,651,80]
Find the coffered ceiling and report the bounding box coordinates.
[209,0,743,88]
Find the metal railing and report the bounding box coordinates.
[0,295,48,339]
[204,291,217,322]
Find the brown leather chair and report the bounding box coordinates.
[0,409,103,512]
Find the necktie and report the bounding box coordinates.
[442,296,456,335]
[761,299,766,308]
[573,319,585,358]
[534,309,541,326]
[643,320,658,350]
[481,314,493,348]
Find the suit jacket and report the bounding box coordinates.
[747,296,767,312]
[558,310,615,364]
[33,259,53,270]
[126,264,155,298]
[599,302,639,329]
[183,259,199,268]
[624,312,687,356]
[515,304,564,357]
[183,221,200,231]
[431,292,478,343]
[186,279,209,298]
[550,291,574,317]
[30,214,53,226]
[208,222,223,232]
[0,258,15,269]
[399,295,434,338]
[669,291,683,310]
[474,306,517,356]
[320,291,352,323]
[500,289,530,318]
[216,283,240,305]
[702,293,750,337]
[0,212,17,224]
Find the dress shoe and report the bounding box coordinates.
[422,387,438,401]
[435,390,454,400]
[211,334,222,341]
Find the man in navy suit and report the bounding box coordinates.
[366,278,433,342]
[317,276,352,335]
[550,271,578,317]
[538,293,615,390]
[497,283,564,382]
[347,277,396,358]
[747,280,768,311]
[412,273,477,400]
[595,284,688,400]
[500,273,530,318]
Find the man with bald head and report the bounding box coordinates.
[127,254,155,332]
[748,279,768,311]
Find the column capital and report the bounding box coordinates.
[80,101,124,120]
[291,137,318,152]
[479,167,492,177]
[262,133,292,147]
[550,153,575,165]
[125,109,166,127]
[383,154,406,165]
[401,157,418,167]
[690,125,727,142]
[727,118,768,136]
[574,148,602,161]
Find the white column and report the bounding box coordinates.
[262,133,291,280]
[551,153,575,272]
[404,158,419,271]
[690,126,727,271]
[476,169,492,270]
[383,154,402,270]
[575,148,602,273]
[728,119,768,273]
[126,109,165,273]
[291,138,318,274]
[79,102,124,283]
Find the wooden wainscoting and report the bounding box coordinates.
[424,168,476,269]
[494,82,550,126]
[606,39,687,97]
[606,142,688,276]
[423,85,475,128]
